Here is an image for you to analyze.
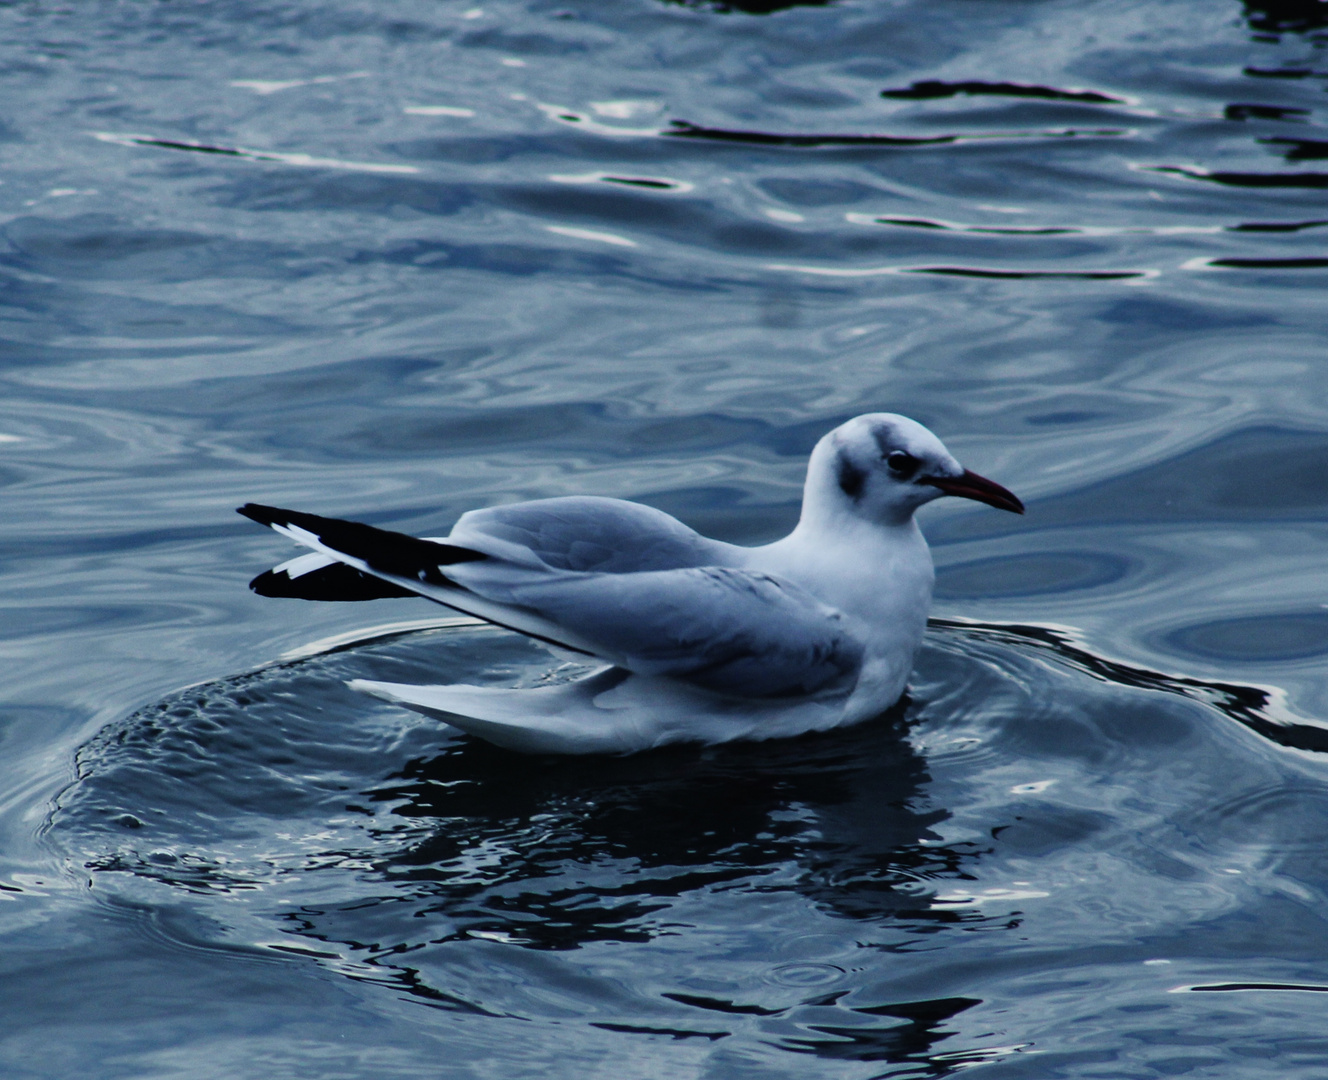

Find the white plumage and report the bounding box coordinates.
[240,413,1022,753]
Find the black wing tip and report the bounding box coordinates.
[249,568,296,597]
[239,501,487,587]
[249,563,419,601]
[238,502,288,527]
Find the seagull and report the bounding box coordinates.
[239,413,1022,754]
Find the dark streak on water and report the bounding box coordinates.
[7,0,1328,1075]
[1163,167,1328,188]
[880,80,1127,105]
[666,120,961,148]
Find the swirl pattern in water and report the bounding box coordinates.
[44,617,1328,1074]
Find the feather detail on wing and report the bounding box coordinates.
[239,503,864,698]
[237,504,603,655]
[449,496,723,572]
[482,566,863,697]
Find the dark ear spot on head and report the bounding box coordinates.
[836,452,867,501]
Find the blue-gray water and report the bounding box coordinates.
[5,0,1328,1075]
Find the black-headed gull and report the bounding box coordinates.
[239,414,1022,753]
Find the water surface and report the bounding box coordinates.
[5,0,1328,1075]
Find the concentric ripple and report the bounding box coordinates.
[43,618,1323,1072]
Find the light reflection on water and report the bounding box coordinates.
[5,0,1328,1073]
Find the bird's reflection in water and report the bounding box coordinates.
[63,620,1202,1072]
[267,712,998,1070]
[349,709,973,944]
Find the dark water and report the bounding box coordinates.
[6,0,1328,1075]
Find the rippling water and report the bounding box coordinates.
[7,0,1328,1075]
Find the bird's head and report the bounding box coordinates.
[806,413,1024,527]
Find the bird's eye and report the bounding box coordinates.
[886,450,919,477]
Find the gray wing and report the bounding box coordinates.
[492,565,864,698]
[241,502,859,697]
[448,499,860,696]
[449,496,726,573]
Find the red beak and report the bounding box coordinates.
[921,469,1024,514]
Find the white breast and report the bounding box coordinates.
[741,515,935,718]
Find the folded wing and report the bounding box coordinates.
[495,565,863,697]
[239,502,864,698]
[448,495,723,572]
[239,503,603,653]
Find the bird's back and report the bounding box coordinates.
[448,495,734,573]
